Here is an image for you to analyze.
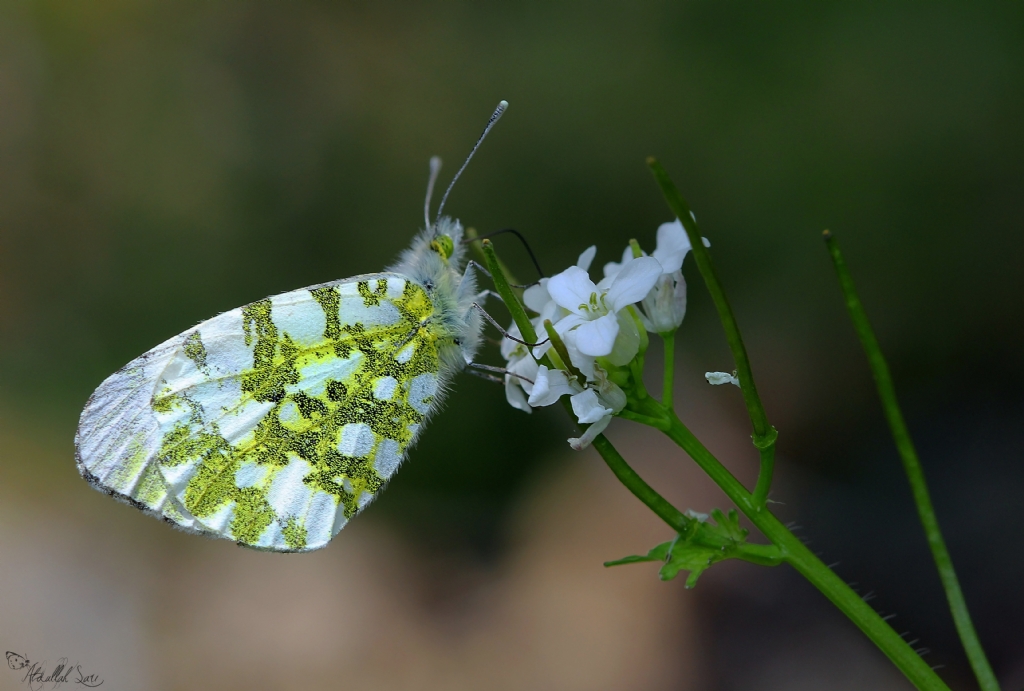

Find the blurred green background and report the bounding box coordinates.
[1,1,1022,689]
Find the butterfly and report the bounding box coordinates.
[75,102,509,552]
[6,652,29,671]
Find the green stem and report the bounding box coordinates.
[647,158,777,509]
[591,436,783,569]
[542,320,584,384]
[618,408,670,430]
[824,231,999,691]
[482,239,536,343]
[467,227,521,295]
[655,404,951,691]
[591,434,689,532]
[751,438,776,509]
[661,332,675,412]
[647,158,769,438]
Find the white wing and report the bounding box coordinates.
[76,273,446,551]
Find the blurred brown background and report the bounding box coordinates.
[1,2,1022,689]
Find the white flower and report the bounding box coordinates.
[640,271,686,334]
[504,246,595,414]
[605,219,708,335]
[527,365,582,407]
[524,246,596,359]
[590,367,628,413]
[651,218,700,274]
[602,245,637,282]
[705,371,740,387]
[570,388,613,424]
[527,366,626,449]
[500,245,651,450]
[546,256,662,362]
[502,325,540,413]
[568,414,612,450]
[525,366,623,450]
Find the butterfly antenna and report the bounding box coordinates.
[434,99,508,229]
[423,155,443,231]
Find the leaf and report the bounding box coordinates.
[604,508,783,588]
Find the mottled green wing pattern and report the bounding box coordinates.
[76,274,442,551]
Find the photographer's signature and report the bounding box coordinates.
[6,652,103,691]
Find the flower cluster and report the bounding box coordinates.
[502,219,704,449]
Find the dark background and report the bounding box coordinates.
[0,2,1021,689]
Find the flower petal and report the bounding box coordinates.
[527,366,580,407]
[570,389,613,424]
[553,313,585,334]
[641,272,687,334]
[576,245,597,271]
[500,322,525,360]
[568,414,612,450]
[595,378,627,413]
[562,330,596,380]
[538,299,566,326]
[522,279,551,312]
[508,353,539,393]
[705,371,740,387]
[605,309,640,366]
[606,256,663,312]
[574,312,620,357]
[652,220,692,274]
[602,246,634,280]
[534,313,582,360]
[505,376,532,412]
[546,266,598,315]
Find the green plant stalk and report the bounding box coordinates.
[647,158,777,509]
[624,396,951,691]
[824,232,999,691]
[751,438,777,510]
[467,227,520,295]
[543,319,586,385]
[482,239,537,343]
[661,332,675,412]
[591,434,689,532]
[593,434,784,570]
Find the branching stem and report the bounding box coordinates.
[483,222,955,691]
[612,397,952,691]
[647,158,777,510]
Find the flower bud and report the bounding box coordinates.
[640,271,687,334]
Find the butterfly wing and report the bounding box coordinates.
[76,273,442,552]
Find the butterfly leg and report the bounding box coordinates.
[464,362,535,386]
[458,261,505,303]
[474,288,502,304]
[465,368,504,384]
[470,303,549,348]
[467,361,534,384]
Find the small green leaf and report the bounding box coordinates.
[659,545,717,585]
[605,508,783,587]
[603,541,670,567]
